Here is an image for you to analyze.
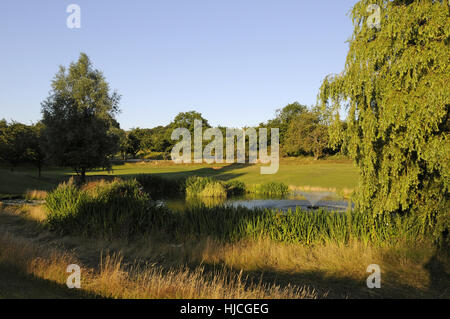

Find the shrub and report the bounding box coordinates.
[45,179,89,229]
[186,177,247,198]
[185,176,215,197]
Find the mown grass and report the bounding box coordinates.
[0,168,64,197]
[0,159,358,202]
[96,159,358,190]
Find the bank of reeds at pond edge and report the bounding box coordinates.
[42,178,431,246]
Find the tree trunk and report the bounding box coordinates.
[38,165,41,178]
[80,168,86,184]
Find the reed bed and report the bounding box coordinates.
[165,206,427,245]
[45,178,167,239]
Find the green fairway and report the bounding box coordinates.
[0,168,68,197]
[90,159,358,189]
[0,158,359,196]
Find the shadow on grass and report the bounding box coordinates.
[2,198,448,299]
[424,253,450,298]
[0,264,102,299]
[191,258,449,299]
[0,163,253,197]
[96,163,253,182]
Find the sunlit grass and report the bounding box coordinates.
[1,205,448,298]
[0,233,317,299]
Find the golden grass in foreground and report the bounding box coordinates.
[197,239,440,293]
[1,205,448,298]
[118,237,447,297]
[0,233,316,299]
[1,204,47,222]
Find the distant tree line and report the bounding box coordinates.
[119,104,344,161]
[0,53,344,181]
[0,120,45,176]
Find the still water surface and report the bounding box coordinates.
[160,191,352,213]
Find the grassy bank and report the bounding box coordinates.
[0,213,316,299]
[0,205,448,298]
[41,178,428,245]
[1,165,447,299]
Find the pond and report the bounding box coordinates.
[160,190,353,213]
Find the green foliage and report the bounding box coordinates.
[225,180,247,196]
[0,120,43,173]
[147,126,173,154]
[135,174,184,198]
[124,129,142,158]
[285,110,330,159]
[251,182,289,196]
[260,102,308,144]
[185,176,216,197]
[185,176,248,198]
[154,205,428,245]
[170,111,211,132]
[45,178,162,239]
[41,53,121,181]
[45,180,89,230]
[43,178,431,246]
[25,123,46,177]
[199,182,227,198]
[319,0,449,242]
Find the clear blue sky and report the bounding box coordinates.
[0,0,356,130]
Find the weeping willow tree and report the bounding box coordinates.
[319,0,449,241]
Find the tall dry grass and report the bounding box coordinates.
[116,236,441,295]
[289,185,354,198]
[1,204,47,222]
[25,190,48,201]
[0,233,317,299]
[196,238,438,292]
[1,203,448,298]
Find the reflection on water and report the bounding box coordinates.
[162,191,352,213]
